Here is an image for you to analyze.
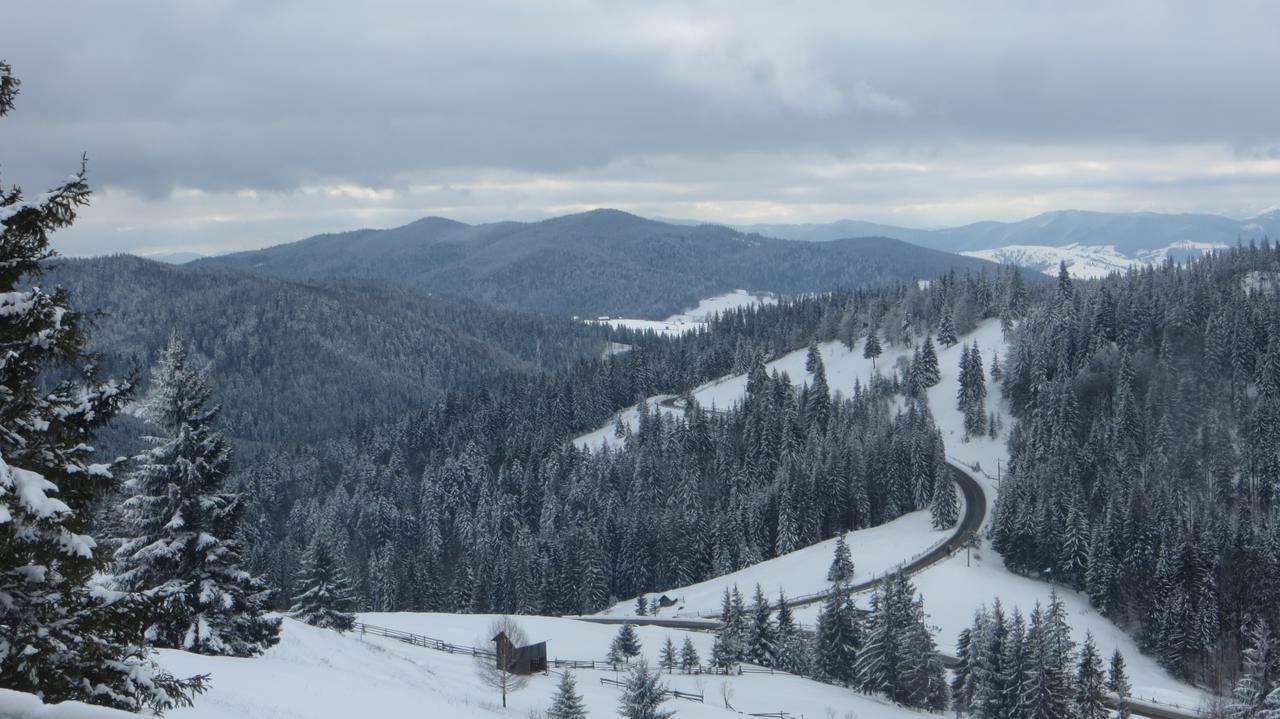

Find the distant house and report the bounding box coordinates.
[491,632,548,675]
[655,594,678,608]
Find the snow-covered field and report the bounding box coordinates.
[589,289,776,337]
[0,615,940,719]
[961,241,1226,279]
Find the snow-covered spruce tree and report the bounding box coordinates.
[826,534,854,583]
[114,335,280,656]
[546,670,588,719]
[1229,619,1280,719]
[929,470,959,529]
[917,335,941,387]
[608,623,642,665]
[289,537,356,631]
[814,582,861,685]
[659,636,677,674]
[1107,648,1131,702]
[0,61,205,713]
[746,584,777,667]
[678,636,700,673]
[937,307,958,346]
[862,328,882,366]
[619,658,673,719]
[1075,631,1108,719]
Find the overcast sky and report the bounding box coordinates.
[4,1,1280,257]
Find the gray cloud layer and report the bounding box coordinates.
[3,1,1280,255]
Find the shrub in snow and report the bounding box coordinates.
[289,538,357,631]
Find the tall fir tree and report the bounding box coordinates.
[815,582,861,685]
[289,537,357,631]
[114,335,281,656]
[1076,632,1108,719]
[747,584,778,667]
[930,472,959,529]
[0,61,205,712]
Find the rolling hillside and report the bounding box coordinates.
[201,209,1012,319]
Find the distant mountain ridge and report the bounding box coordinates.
[201,209,1014,319]
[734,209,1280,277]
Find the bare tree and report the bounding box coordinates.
[476,616,531,708]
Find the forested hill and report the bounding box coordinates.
[234,266,1026,613]
[199,208,1012,318]
[42,255,613,445]
[993,244,1280,688]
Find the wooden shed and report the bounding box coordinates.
[492,632,548,675]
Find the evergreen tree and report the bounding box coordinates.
[930,472,959,529]
[547,670,588,719]
[826,534,855,583]
[917,335,942,387]
[937,307,958,346]
[1076,632,1108,719]
[289,537,357,631]
[1107,648,1131,699]
[619,658,674,719]
[747,584,778,667]
[863,329,883,366]
[114,336,281,656]
[816,583,861,685]
[608,623,643,665]
[0,61,204,712]
[659,636,677,674]
[679,636,700,673]
[1229,619,1280,719]
[635,595,649,616]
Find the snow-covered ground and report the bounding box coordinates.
[572,394,680,450]
[600,508,954,619]
[589,289,776,337]
[0,615,941,719]
[961,241,1226,279]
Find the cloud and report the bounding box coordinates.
[2,0,1278,254]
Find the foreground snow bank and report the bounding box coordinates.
[0,690,136,719]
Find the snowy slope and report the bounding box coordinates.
[600,508,953,619]
[0,615,943,719]
[588,289,776,337]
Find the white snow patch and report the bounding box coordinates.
[962,241,1227,279]
[589,290,776,337]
